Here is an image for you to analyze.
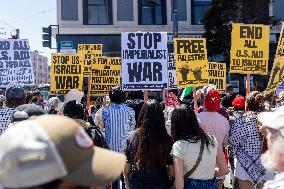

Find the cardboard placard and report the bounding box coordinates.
[121,32,168,90]
[208,62,226,93]
[0,39,34,87]
[90,57,121,96]
[174,38,209,88]
[168,53,177,89]
[266,24,284,93]
[50,54,84,94]
[77,44,103,76]
[230,23,270,75]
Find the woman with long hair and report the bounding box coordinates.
[124,99,174,189]
[171,104,228,189]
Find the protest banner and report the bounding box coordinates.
[168,53,177,89]
[50,54,83,94]
[276,79,284,96]
[77,44,103,76]
[174,38,209,88]
[208,62,226,93]
[0,39,34,87]
[230,23,270,75]
[90,57,121,96]
[121,32,168,90]
[0,108,13,135]
[266,24,284,94]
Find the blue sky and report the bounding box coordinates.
[0,0,56,63]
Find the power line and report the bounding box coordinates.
[12,8,55,24]
[0,19,16,29]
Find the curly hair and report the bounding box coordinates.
[246,91,265,112]
[134,99,172,170]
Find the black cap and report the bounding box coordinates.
[6,86,25,100]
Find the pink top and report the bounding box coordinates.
[197,112,230,148]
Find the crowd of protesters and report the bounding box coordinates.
[0,85,284,189]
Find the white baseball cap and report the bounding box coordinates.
[0,115,126,188]
[258,106,284,136]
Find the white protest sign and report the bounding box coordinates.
[0,39,34,87]
[0,108,13,135]
[121,32,168,90]
[168,53,177,89]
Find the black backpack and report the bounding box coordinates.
[86,126,108,149]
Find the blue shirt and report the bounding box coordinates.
[102,103,136,152]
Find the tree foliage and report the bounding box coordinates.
[203,0,270,64]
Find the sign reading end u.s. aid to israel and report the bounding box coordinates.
[0,39,34,87]
[230,23,270,75]
[121,32,168,90]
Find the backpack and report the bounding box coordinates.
[86,126,108,149]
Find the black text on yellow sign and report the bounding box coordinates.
[230,24,270,75]
[208,62,226,94]
[50,54,84,94]
[77,44,103,76]
[174,38,209,88]
[90,57,121,96]
[266,24,284,93]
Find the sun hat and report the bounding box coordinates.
[0,115,126,188]
[204,88,221,111]
[11,104,46,123]
[258,106,284,137]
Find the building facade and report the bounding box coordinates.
[30,51,49,85]
[56,0,214,54]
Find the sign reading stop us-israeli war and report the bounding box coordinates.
[121,32,168,90]
[266,24,284,93]
[50,54,83,94]
[77,44,103,76]
[90,57,121,96]
[174,38,209,88]
[168,53,177,89]
[230,24,270,75]
[0,39,34,87]
[208,62,226,93]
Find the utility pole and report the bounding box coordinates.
[172,0,178,39]
[16,29,20,39]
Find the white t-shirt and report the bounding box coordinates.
[171,137,218,180]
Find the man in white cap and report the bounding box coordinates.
[0,115,126,189]
[258,106,284,189]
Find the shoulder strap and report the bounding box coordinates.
[184,141,205,179]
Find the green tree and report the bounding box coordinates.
[203,0,271,64]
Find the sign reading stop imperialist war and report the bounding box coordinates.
[121,32,168,90]
[208,62,226,93]
[90,57,121,96]
[168,53,177,89]
[266,24,284,93]
[50,54,83,94]
[0,39,34,87]
[230,24,270,75]
[77,44,103,76]
[174,38,209,88]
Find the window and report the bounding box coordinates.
[171,0,187,21]
[138,0,167,25]
[84,0,112,25]
[192,0,212,25]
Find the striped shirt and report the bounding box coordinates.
[102,103,135,152]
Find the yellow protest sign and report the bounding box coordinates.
[50,54,83,94]
[266,24,284,93]
[90,57,121,96]
[230,23,270,75]
[174,38,209,88]
[77,44,103,76]
[208,62,226,93]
